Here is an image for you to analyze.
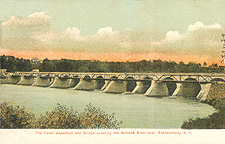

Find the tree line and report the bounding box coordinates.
[0,55,224,73]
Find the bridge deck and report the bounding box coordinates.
[2,72,224,83]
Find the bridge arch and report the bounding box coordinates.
[70,75,80,87]
[84,75,91,79]
[110,76,118,79]
[95,76,105,89]
[211,78,225,82]
[185,78,198,81]
[162,77,177,96]
[141,77,152,94]
[60,75,69,79]
[73,74,81,78]
[58,74,69,81]
[126,77,137,92]
[82,75,92,82]
[132,77,152,94]
[176,78,201,97]
[143,76,152,87]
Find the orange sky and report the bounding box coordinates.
[1,6,225,68]
[1,13,225,67]
[1,49,224,66]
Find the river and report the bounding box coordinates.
[0,84,216,129]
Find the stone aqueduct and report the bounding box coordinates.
[1,71,225,101]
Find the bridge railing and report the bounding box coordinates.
[7,72,225,83]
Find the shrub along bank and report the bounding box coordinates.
[181,83,225,129]
[0,102,122,129]
[207,83,225,101]
[181,98,225,129]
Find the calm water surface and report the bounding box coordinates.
[0,84,216,129]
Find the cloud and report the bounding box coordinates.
[188,21,222,31]
[31,25,131,52]
[163,31,183,42]
[158,21,224,57]
[1,12,224,62]
[97,27,120,37]
[32,27,83,43]
[98,27,114,35]
[64,27,81,36]
[1,11,51,26]
[1,11,51,41]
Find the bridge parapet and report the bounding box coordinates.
[6,72,225,83]
[2,71,225,100]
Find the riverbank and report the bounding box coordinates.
[207,82,225,101]
[181,82,225,129]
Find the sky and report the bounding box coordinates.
[1,0,225,65]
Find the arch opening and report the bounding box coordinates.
[111,76,118,79]
[70,76,80,87]
[126,77,137,92]
[185,78,198,81]
[180,78,201,97]
[163,77,177,96]
[83,75,92,82]
[212,78,225,82]
[58,74,69,81]
[140,77,152,94]
[96,76,105,89]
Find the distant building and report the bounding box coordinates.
[32,69,40,72]
[0,69,7,76]
[31,57,43,64]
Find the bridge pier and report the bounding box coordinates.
[101,80,110,91]
[172,83,182,96]
[50,78,54,85]
[144,81,169,97]
[50,77,71,89]
[173,82,201,97]
[0,75,21,84]
[165,81,177,96]
[32,77,51,87]
[17,76,35,86]
[126,79,136,92]
[103,81,126,94]
[1,72,224,100]
[69,78,80,87]
[132,81,151,94]
[196,83,212,101]
[132,81,141,93]
[74,79,96,91]
[94,79,105,90]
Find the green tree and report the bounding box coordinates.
[0,102,35,128]
[96,62,110,72]
[203,62,207,67]
[40,58,54,72]
[0,55,7,69]
[209,63,218,68]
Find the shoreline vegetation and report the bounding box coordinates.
[1,55,224,73]
[181,83,225,129]
[181,98,225,129]
[1,97,224,129]
[0,102,122,129]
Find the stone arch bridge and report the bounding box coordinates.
[1,72,225,101]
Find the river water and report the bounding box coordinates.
[0,84,216,129]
